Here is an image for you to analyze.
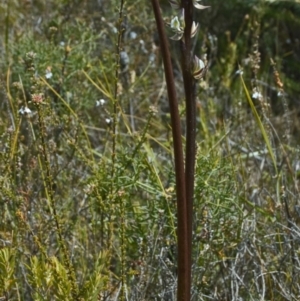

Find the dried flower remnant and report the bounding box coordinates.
[49,26,58,33]
[12,81,23,90]
[26,51,37,60]
[271,59,284,90]
[24,51,37,71]
[149,105,158,115]
[31,93,44,104]
[65,45,72,54]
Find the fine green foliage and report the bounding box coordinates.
[1,0,300,300]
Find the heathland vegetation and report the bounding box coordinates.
[1,0,300,300]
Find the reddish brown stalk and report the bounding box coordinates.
[150,1,190,300]
[181,1,197,298]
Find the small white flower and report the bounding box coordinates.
[120,51,130,69]
[96,99,106,106]
[277,91,284,97]
[45,71,52,79]
[130,31,137,39]
[45,67,53,79]
[170,16,181,31]
[139,39,148,53]
[66,91,72,100]
[19,106,32,115]
[105,118,111,124]
[252,91,262,100]
[149,53,156,63]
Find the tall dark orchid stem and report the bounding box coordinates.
[181,1,197,299]
[151,0,200,299]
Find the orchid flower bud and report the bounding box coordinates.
[193,0,210,10]
[192,55,207,79]
[168,11,199,41]
[169,0,210,10]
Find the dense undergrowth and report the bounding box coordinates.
[1,0,300,300]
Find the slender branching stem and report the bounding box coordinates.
[112,0,125,185]
[36,104,80,300]
[112,1,126,299]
